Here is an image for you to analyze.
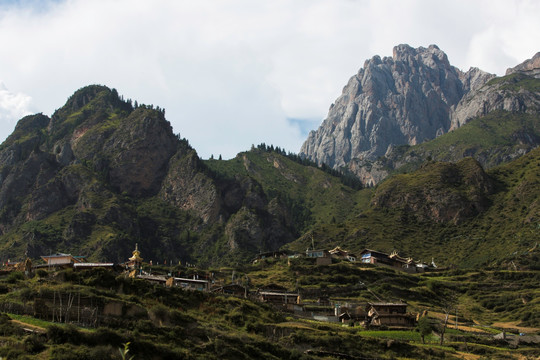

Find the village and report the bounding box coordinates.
[0,244,440,331]
[1,242,539,358]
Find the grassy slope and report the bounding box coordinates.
[384,111,540,175]
[1,83,538,270]
[206,105,540,269]
[205,149,360,229]
[242,257,540,330]
[285,147,540,269]
[0,264,538,359]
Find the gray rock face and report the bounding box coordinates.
[159,150,222,224]
[506,52,540,78]
[450,52,540,130]
[450,74,540,130]
[300,44,493,171]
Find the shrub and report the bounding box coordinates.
[0,345,28,360]
[36,269,48,278]
[7,271,25,283]
[416,316,433,344]
[47,324,68,344]
[521,311,531,321]
[87,327,124,347]
[83,268,118,288]
[225,307,245,327]
[47,324,82,345]
[245,320,265,334]
[89,345,118,360]
[150,304,169,325]
[61,268,79,282]
[134,319,155,333]
[24,333,46,353]
[0,313,24,336]
[20,287,36,302]
[169,309,193,326]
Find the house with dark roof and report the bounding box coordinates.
[251,251,289,264]
[360,249,394,266]
[211,284,247,298]
[366,302,415,328]
[256,284,302,311]
[360,249,429,272]
[329,247,356,262]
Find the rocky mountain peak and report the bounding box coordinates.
[300,44,487,174]
[63,85,111,112]
[392,44,449,68]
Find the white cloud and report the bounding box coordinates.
[0,82,33,140]
[0,0,538,158]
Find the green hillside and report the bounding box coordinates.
[204,147,361,231]
[285,147,540,269]
[377,72,540,176]
[378,110,540,176]
[0,262,538,359]
[0,84,538,269]
[0,86,365,267]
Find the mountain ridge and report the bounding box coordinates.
[299,44,494,171]
[300,44,539,186]
[0,44,539,268]
[0,88,365,265]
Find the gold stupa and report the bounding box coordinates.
[129,243,143,263]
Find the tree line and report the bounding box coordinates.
[253,143,363,190]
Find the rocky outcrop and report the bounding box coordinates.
[103,109,178,197]
[0,86,199,259]
[300,44,494,171]
[371,158,495,224]
[450,74,540,130]
[159,149,222,223]
[506,52,540,78]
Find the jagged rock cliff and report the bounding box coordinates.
[300,45,540,186]
[300,45,494,178]
[360,54,540,185]
[451,73,540,130]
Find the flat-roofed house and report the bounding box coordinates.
[41,253,82,266]
[306,249,332,265]
[172,277,210,291]
[360,249,393,266]
[257,290,302,311]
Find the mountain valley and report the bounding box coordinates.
[0,44,538,359]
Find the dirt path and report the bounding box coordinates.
[489,321,539,334]
[10,319,47,334]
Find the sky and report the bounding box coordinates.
[0,0,539,159]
